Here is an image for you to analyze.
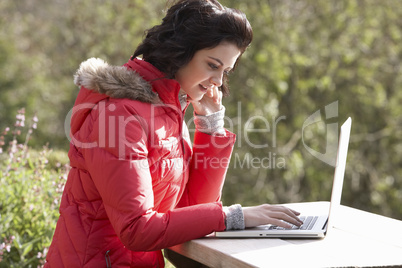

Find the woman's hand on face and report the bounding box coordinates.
[242,204,304,229]
[190,86,223,116]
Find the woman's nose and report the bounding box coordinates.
[210,74,223,87]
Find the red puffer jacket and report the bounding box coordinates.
[45,58,236,267]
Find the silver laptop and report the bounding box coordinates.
[215,117,352,239]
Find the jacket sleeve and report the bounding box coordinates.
[82,103,226,252]
[177,129,236,207]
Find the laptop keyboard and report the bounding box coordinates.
[268,216,318,230]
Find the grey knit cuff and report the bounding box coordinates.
[194,107,226,136]
[223,204,245,230]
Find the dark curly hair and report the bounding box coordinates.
[131,0,253,96]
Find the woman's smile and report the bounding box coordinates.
[175,42,241,101]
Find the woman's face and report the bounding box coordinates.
[175,42,241,101]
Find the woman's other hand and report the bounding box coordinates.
[190,85,223,116]
[243,204,304,229]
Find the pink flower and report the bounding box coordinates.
[16,114,25,121]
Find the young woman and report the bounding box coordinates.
[45,0,302,267]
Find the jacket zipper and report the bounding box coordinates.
[105,250,112,268]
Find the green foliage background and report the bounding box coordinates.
[0,109,70,266]
[1,1,402,264]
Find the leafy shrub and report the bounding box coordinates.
[0,109,69,267]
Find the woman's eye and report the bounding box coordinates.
[209,63,219,70]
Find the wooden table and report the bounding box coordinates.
[169,202,402,267]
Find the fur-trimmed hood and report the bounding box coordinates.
[73,58,160,104]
